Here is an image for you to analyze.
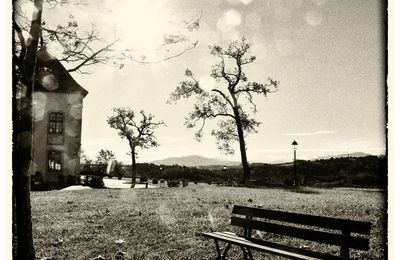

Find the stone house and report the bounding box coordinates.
[30,49,88,189]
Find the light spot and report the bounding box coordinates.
[157,204,176,227]
[31,5,40,20]
[65,124,76,137]
[33,92,47,121]
[225,9,242,26]
[40,74,59,91]
[47,42,65,59]
[65,157,76,171]
[208,212,216,228]
[217,9,242,32]
[31,161,37,174]
[245,12,261,30]
[16,83,27,99]
[69,104,83,120]
[67,93,82,104]
[305,10,323,26]
[225,0,253,5]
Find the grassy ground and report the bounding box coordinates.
[31,184,386,259]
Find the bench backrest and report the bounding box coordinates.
[231,205,372,258]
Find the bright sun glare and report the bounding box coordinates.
[111,0,175,54]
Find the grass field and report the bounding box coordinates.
[31,184,386,259]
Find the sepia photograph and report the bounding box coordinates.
[8,0,393,259]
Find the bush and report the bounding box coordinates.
[85,175,105,189]
[283,179,294,187]
[182,180,189,187]
[65,175,79,186]
[152,179,159,184]
[167,180,180,187]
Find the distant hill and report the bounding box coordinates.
[151,155,240,167]
[315,152,372,160]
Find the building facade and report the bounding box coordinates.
[30,49,88,189]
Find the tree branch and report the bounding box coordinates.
[127,41,198,64]
[66,40,117,72]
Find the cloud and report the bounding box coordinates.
[283,130,335,136]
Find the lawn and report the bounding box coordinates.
[31,184,386,259]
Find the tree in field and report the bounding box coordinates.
[80,150,93,165]
[169,37,279,185]
[112,161,125,180]
[95,149,116,164]
[107,108,165,187]
[12,0,200,258]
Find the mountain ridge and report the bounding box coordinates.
[149,152,379,167]
[151,155,240,167]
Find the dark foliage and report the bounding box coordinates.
[121,155,386,188]
[167,180,180,187]
[84,175,105,189]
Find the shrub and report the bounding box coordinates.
[152,179,159,184]
[85,175,105,189]
[182,180,189,187]
[65,175,79,186]
[283,179,294,187]
[167,180,180,187]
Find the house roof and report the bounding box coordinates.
[34,48,88,97]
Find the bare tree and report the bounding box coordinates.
[12,0,200,258]
[107,108,165,187]
[169,37,279,185]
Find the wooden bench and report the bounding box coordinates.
[202,205,372,260]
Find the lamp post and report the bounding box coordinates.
[292,140,298,186]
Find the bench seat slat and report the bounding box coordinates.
[232,206,371,235]
[231,217,369,250]
[202,231,346,260]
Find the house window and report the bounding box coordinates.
[48,112,63,134]
[48,150,62,171]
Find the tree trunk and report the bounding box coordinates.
[13,0,44,259]
[130,147,136,188]
[232,106,251,186]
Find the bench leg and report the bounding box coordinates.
[247,248,253,259]
[214,239,222,260]
[222,242,231,259]
[240,246,253,260]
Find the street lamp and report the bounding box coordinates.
[292,141,298,186]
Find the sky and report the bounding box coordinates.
[21,0,386,164]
